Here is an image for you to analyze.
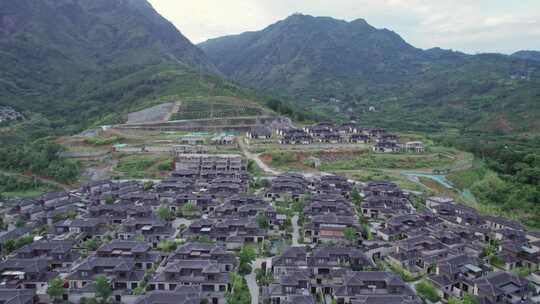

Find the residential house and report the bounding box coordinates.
[428,254,489,301]
[387,235,451,275]
[0,258,57,294]
[15,240,79,269]
[272,247,308,276]
[118,218,174,247]
[266,174,309,201]
[246,127,272,140]
[304,213,361,244]
[148,259,230,304]
[373,142,400,153]
[473,271,532,304]
[54,218,109,239]
[348,134,369,144]
[133,287,202,304]
[170,242,237,272]
[96,240,161,270]
[333,271,421,304]
[401,141,425,153]
[66,257,144,294]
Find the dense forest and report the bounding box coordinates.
[0,112,80,184]
[0,137,79,184]
[441,135,540,228]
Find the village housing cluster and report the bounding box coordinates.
[0,124,538,304]
[269,123,425,153]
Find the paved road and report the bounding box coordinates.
[239,139,281,176]
[246,257,271,304]
[291,215,300,246]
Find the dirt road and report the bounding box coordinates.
[239,139,281,176]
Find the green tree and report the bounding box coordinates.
[256,214,270,229]
[255,268,273,286]
[157,240,178,253]
[47,278,65,303]
[463,294,480,304]
[157,206,174,221]
[226,273,251,304]
[351,187,362,205]
[143,181,154,191]
[80,298,99,304]
[104,196,115,205]
[448,297,462,304]
[482,240,499,257]
[238,245,256,274]
[182,202,198,218]
[291,199,306,214]
[83,239,100,251]
[14,236,33,251]
[247,160,258,175]
[95,276,112,303]
[343,227,357,243]
[3,239,16,253]
[415,280,440,303]
[157,160,173,171]
[0,217,7,231]
[15,217,26,228]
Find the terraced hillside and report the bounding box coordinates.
[170,97,270,121]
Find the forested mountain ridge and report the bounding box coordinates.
[0,0,250,131]
[200,14,540,134]
[512,50,540,62]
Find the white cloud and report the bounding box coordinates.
[147,0,540,54]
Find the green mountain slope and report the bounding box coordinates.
[200,14,540,134]
[0,0,253,131]
[512,50,540,62]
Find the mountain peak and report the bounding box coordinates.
[350,18,370,27]
[200,13,423,93]
[512,50,540,62]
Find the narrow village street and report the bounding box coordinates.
[291,214,300,246]
[246,257,271,304]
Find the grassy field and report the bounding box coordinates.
[1,174,60,199]
[341,169,425,192]
[417,160,539,229]
[3,189,53,199]
[260,146,470,174]
[319,153,456,171]
[113,154,173,179]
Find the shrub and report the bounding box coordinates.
[415,280,441,303]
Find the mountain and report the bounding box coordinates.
[512,50,540,62]
[0,0,252,130]
[200,14,430,96]
[200,14,540,134]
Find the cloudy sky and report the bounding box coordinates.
[147,0,540,54]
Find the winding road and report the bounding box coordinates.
[239,139,281,176]
[246,257,272,304]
